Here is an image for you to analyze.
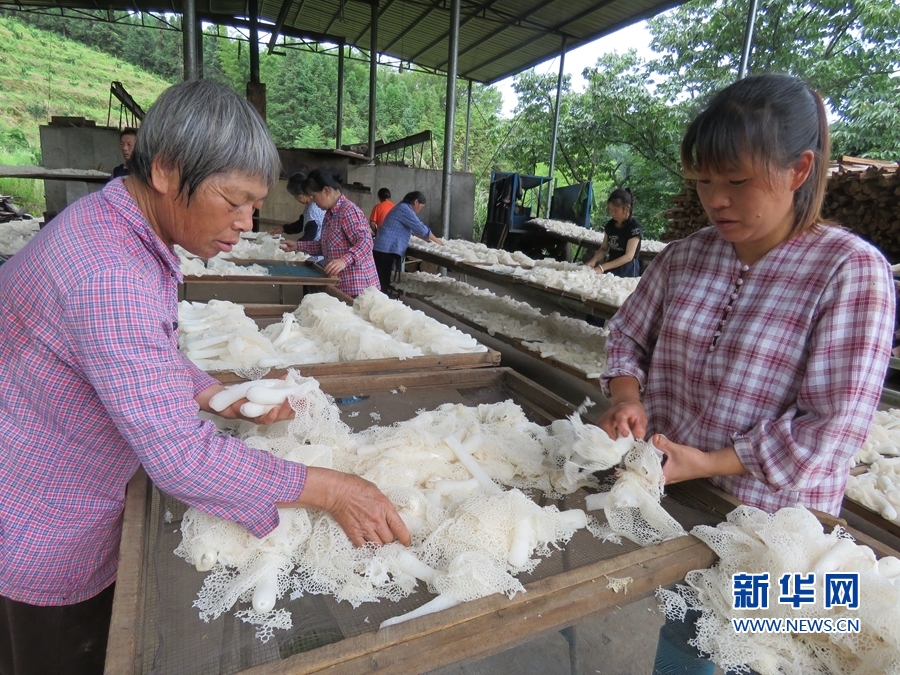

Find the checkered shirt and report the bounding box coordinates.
[296,194,379,297]
[0,179,307,605]
[602,226,894,516]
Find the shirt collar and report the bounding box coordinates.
[101,178,183,282]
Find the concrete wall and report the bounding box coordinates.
[40,126,120,214]
[39,134,477,242]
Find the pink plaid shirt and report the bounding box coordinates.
[296,194,380,297]
[0,179,307,605]
[602,226,894,516]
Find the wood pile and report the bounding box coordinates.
[662,157,900,263]
[661,180,707,241]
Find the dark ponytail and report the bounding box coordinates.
[301,168,343,195]
[608,187,634,219]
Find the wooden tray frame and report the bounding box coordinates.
[104,367,899,675]
[400,290,601,385]
[104,368,717,675]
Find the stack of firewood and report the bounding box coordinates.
[661,180,707,241]
[821,161,900,261]
[662,158,900,263]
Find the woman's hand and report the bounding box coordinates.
[324,258,347,276]
[655,435,708,484]
[268,226,284,235]
[599,399,647,440]
[654,434,748,484]
[286,467,411,547]
[219,398,296,425]
[280,240,299,252]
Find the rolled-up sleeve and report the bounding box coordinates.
[65,269,307,538]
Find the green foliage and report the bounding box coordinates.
[0,14,171,212]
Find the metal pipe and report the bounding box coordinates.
[368,1,379,161]
[463,79,472,173]
[548,36,566,193]
[336,43,345,149]
[196,16,204,78]
[182,0,198,81]
[738,0,759,79]
[440,0,461,240]
[249,0,260,84]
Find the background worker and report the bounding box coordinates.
[372,191,443,292]
[267,172,325,242]
[0,80,408,675]
[369,187,394,236]
[110,127,137,179]
[280,169,380,297]
[585,188,642,277]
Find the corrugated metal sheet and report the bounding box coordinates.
[5,0,684,82]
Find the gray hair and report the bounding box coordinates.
[129,80,281,201]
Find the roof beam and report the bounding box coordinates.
[382,0,443,53]
[437,0,555,69]
[408,0,499,62]
[462,0,617,77]
[353,0,398,45]
[266,0,301,53]
[324,0,378,36]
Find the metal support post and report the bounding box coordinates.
[440,0,461,240]
[182,0,198,80]
[548,36,567,199]
[463,79,472,173]
[368,2,379,161]
[336,43,345,149]
[738,0,759,79]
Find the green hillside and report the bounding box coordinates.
[0,14,173,211]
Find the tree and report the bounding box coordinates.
[648,0,900,158]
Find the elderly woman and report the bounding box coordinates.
[0,80,408,675]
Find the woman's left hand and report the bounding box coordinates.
[280,240,299,252]
[219,398,296,425]
[655,434,709,484]
[324,258,347,276]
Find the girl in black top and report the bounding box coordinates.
[586,188,642,277]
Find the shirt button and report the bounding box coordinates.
[709,345,715,352]
[714,331,721,337]
[741,264,750,272]
[736,278,744,286]
[730,293,738,300]
[724,305,732,313]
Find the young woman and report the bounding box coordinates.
[600,72,894,675]
[585,188,642,277]
[281,169,380,297]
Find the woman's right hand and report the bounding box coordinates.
[280,240,299,252]
[268,226,284,235]
[599,399,648,440]
[284,467,411,548]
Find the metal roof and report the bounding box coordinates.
[4,0,684,83]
